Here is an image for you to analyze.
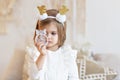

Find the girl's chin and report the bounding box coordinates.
[46,43,57,48]
[46,44,59,51]
[47,42,54,46]
[46,44,52,47]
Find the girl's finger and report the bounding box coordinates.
[42,45,46,50]
[39,43,44,49]
[37,42,42,46]
[34,41,38,47]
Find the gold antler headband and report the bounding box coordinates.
[37,5,69,25]
[59,5,69,15]
[37,5,46,15]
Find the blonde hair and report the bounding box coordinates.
[33,9,66,48]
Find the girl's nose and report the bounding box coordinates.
[47,33,51,39]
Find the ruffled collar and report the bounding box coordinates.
[47,47,61,54]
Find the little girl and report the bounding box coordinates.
[23,5,79,80]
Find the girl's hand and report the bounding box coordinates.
[35,41,48,56]
[35,41,48,70]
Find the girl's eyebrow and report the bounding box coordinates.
[47,30,57,32]
[46,31,57,33]
[51,31,57,32]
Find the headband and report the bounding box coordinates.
[37,5,69,25]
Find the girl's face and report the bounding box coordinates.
[42,23,59,51]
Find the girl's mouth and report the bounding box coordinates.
[48,41,52,43]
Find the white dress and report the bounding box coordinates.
[22,45,79,80]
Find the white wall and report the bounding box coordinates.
[0,0,37,77]
[86,0,120,53]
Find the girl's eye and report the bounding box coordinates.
[51,32,56,35]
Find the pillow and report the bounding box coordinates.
[77,54,117,80]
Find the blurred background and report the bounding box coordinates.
[0,0,120,79]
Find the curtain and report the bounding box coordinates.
[0,0,16,34]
